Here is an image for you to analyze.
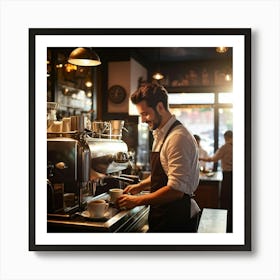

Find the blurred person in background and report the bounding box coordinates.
[200,130,233,232]
[194,134,209,171]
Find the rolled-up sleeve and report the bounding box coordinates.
[160,129,200,194]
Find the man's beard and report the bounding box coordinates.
[148,109,162,130]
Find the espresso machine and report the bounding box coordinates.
[47,115,134,216]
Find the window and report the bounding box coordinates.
[169,92,232,171]
[169,93,214,104]
[170,106,214,156]
[218,107,233,145]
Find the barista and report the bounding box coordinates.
[199,130,233,232]
[193,134,209,171]
[117,83,200,232]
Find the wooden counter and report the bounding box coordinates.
[194,171,223,209]
[197,208,227,233]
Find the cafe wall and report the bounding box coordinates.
[107,58,147,114]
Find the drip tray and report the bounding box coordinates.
[47,192,149,233]
[78,205,120,221]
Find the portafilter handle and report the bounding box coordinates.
[120,174,140,182]
[110,175,135,184]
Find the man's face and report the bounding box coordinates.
[136,100,162,130]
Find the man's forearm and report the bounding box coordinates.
[137,185,183,206]
[138,175,151,191]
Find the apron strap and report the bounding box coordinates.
[159,120,182,153]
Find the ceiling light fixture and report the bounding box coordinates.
[216,47,229,53]
[152,72,164,80]
[152,48,164,80]
[225,73,232,82]
[68,47,101,66]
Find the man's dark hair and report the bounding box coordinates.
[224,130,233,139]
[130,83,169,110]
[193,134,201,142]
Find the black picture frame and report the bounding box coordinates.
[29,28,251,251]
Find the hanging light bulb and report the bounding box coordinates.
[68,47,101,66]
[152,72,164,80]
[85,81,93,88]
[216,47,229,53]
[225,73,232,81]
[152,48,164,80]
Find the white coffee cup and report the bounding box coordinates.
[62,117,71,132]
[87,199,109,218]
[48,120,62,133]
[109,188,123,204]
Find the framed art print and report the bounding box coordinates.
[29,28,251,251]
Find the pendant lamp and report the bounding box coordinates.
[68,47,101,66]
[216,47,228,53]
[152,72,164,80]
[152,48,164,80]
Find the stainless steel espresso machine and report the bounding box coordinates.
[47,114,148,232]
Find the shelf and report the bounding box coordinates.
[166,85,232,93]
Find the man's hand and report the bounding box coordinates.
[117,194,140,209]
[123,184,142,195]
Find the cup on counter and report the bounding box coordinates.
[87,199,109,218]
[109,188,123,204]
[47,120,62,133]
[62,117,71,132]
